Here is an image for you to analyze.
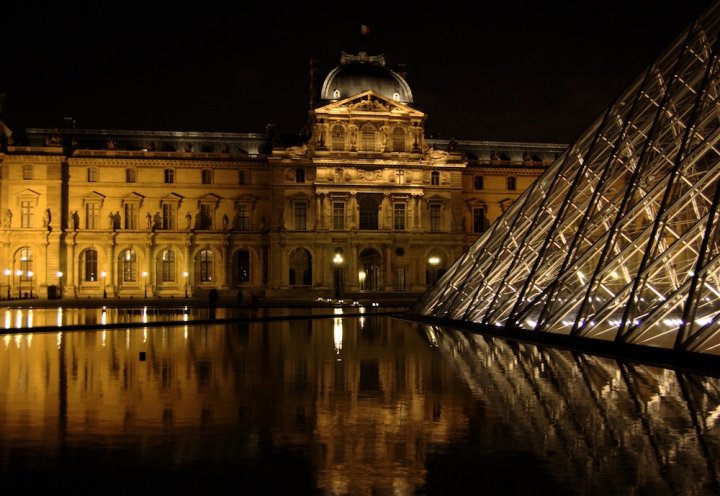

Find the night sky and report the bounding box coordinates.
[2,1,713,144]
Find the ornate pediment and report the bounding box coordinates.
[314,90,424,118]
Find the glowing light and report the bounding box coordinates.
[428,256,440,265]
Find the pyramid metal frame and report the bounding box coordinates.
[413,1,720,355]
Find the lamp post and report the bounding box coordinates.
[4,269,10,300]
[57,271,63,299]
[15,269,21,299]
[142,271,148,298]
[183,271,188,298]
[101,271,107,298]
[333,252,344,301]
[428,256,441,286]
[27,271,33,299]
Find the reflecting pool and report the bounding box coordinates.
[0,313,718,495]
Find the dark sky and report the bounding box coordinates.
[1,1,713,144]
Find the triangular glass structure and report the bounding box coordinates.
[412,1,720,356]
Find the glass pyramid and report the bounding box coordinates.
[413,1,720,355]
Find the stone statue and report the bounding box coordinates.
[185,212,192,230]
[146,213,153,230]
[3,209,11,229]
[43,208,51,228]
[222,213,229,230]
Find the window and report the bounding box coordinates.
[164,169,175,184]
[430,204,441,231]
[124,203,137,229]
[237,204,249,231]
[358,194,380,230]
[22,164,33,180]
[161,249,175,282]
[200,249,213,282]
[394,203,406,230]
[126,168,137,183]
[235,250,250,283]
[332,125,345,151]
[202,169,213,184]
[20,201,32,228]
[333,202,345,230]
[122,249,137,282]
[238,170,250,185]
[392,127,405,152]
[86,203,100,229]
[87,167,98,182]
[19,248,33,281]
[295,168,305,183]
[161,203,176,230]
[474,176,484,190]
[84,249,98,282]
[507,176,517,191]
[199,204,213,230]
[431,171,440,185]
[294,202,307,230]
[473,207,486,233]
[361,125,376,151]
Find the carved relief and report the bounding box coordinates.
[357,169,383,181]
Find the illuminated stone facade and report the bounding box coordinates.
[0,52,565,300]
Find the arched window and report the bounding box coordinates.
[234,250,250,283]
[121,249,137,282]
[331,125,345,151]
[289,248,312,286]
[83,249,98,282]
[19,248,33,281]
[361,124,376,152]
[161,249,175,282]
[392,127,405,152]
[200,249,213,282]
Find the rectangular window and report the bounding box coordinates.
[239,170,249,185]
[507,176,516,191]
[164,169,175,184]
[430,204,441,232]
[87,167,98,182]
[473,207,486,233]
[86,203,99,229]
[296,168,305,183]
[123,251,137,282]
[237,205,249,231]
[126,168,136,183]
[333,202,345,230]
[394,203,406,230]
[431,171,440,185]
[20,201,32,228]
[474,176,484,190]
[22,164,33,180]
[162,204,175,230]
[396,170,405,184]
[124,203,137,230]
[202,169,212,184]
[199,204,212,229]
[294,202,307,230]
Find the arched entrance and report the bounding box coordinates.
[289,248,312,286]
[358,248,382,291]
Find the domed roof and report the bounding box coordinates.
[320,51,413,105]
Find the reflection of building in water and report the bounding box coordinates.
[2,316,719,494]
[426,324,720,495]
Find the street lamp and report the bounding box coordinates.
[27,271,33,299]
[57,271,63,299]
[15,269,21,299]
[101,271,107,298]
[333,252,344,301]
[142,271,148,298]
[4,269,10,300]
[183,271,188,297]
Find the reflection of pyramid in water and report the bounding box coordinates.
[413,2,720,355]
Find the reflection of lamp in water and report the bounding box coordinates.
[142,271,148,298]
[101,271,107,298]
[4,268,10,300]
[333,307,343,355]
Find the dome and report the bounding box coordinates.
[319,51,413,104]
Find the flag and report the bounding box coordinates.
[361,25,369,35]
